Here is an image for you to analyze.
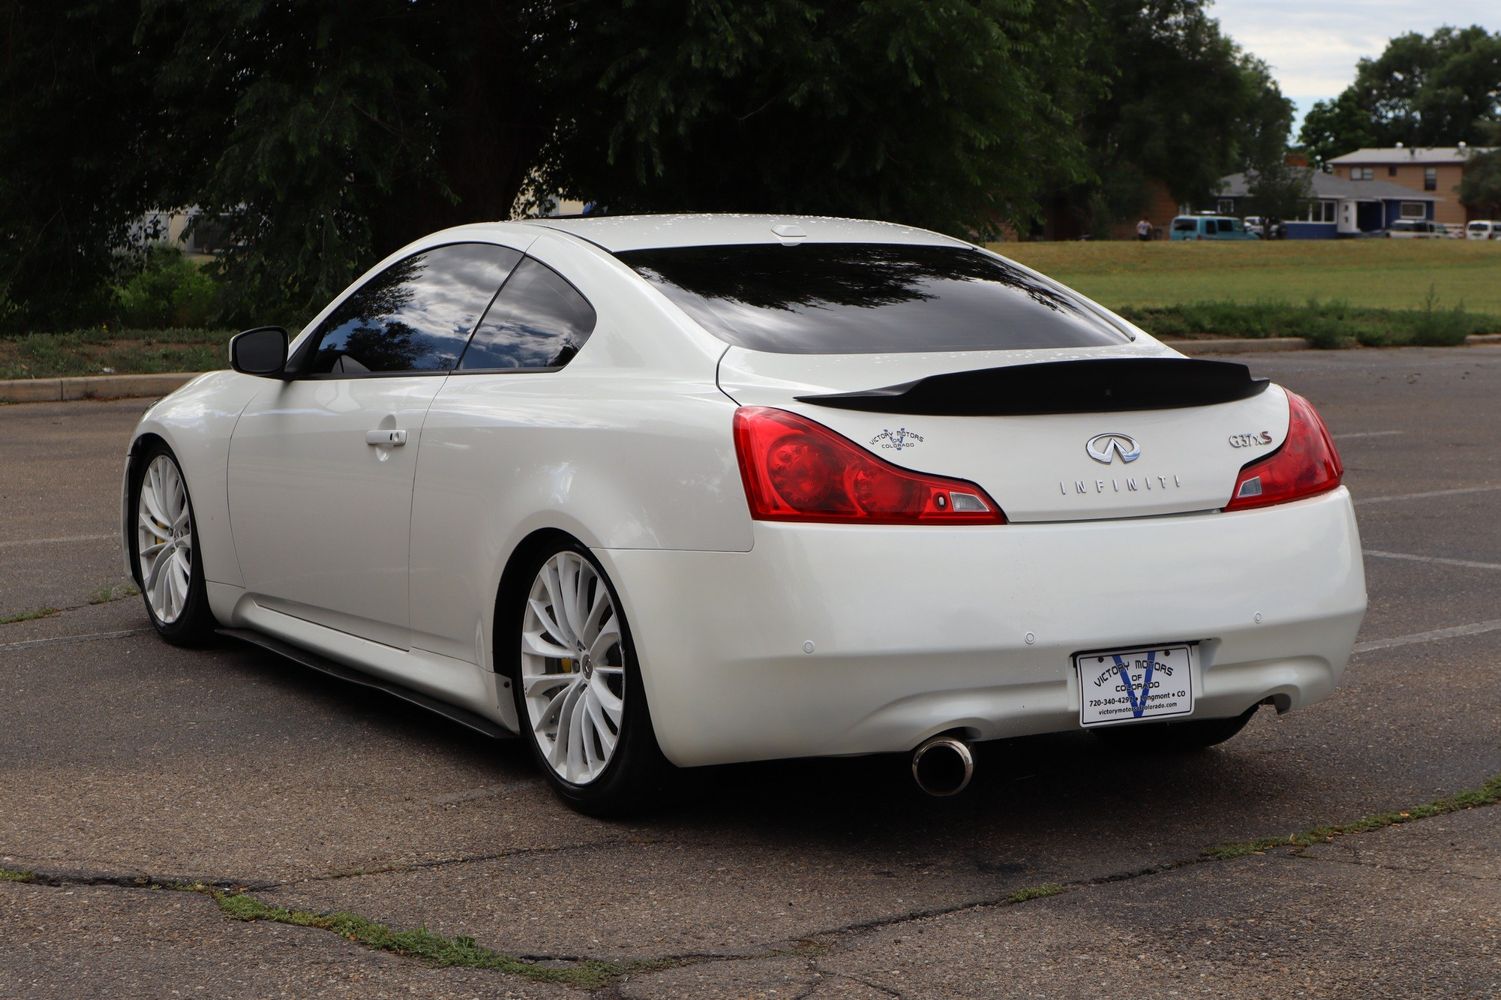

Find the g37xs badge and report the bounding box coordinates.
[871,428,924,451]
[1229,431,1273,448]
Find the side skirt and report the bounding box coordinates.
[216,627,515,741]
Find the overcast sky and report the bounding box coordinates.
[1213,1,1501,133]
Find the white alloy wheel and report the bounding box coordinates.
[136,454,194,625]
[520,551,627,785]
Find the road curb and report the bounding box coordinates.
[1163,337,1309,355]
[0,372,200,405]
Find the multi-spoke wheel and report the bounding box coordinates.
[131,444,215,644]
[510,540,665,813]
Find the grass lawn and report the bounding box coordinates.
[0,327,231,380]
[990,239,1501,316]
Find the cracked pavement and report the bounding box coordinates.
[3,347,1500,998]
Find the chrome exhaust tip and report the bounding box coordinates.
[911,735,974,797]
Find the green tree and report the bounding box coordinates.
[2,0,1099,329]
[534,0,1095,238]
[1299,92,1377,166]
[1059,0,1295,235]
[0,2,172,330]
[1459,148,1501,217]
[1297,26,1501,160]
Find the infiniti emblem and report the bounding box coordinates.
[1085,432,1140,465]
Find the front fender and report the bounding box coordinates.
[122,371,267,588]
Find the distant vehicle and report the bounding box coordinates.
[1242,216,1283,239]
[1466,220,1499,240]
[1386,219,1446,239]
[1169,215,1260,241]
[1434,223,1465,239]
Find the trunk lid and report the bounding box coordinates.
[718,344,1290,522]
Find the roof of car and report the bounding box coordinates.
[514,214,968,253]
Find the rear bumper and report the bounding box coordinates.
[601,488,1366,768]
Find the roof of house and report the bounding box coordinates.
[1217,170,1439,203]
[1329,146,1495,165]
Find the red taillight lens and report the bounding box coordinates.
[733,407,1005,524]
[1224,391,1343,511]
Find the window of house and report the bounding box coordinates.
[1424,168,1437,191]
[1400,202,1426,219]
[1217,199,1236,215]
[1350,167,1373,180]
[1300,201,1336,223]
[1388,166,1398,177]
[300,244,522,376]
[458,257,598,370]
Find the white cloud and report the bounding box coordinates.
[1213,0,1501,109]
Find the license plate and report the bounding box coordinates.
[1075,644,1195,727]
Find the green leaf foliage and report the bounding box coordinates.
[1459,147,1501,217]
[1298,26,1501,161]
[535,0,1095,238]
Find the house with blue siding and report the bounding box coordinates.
[1212,169,1440,238]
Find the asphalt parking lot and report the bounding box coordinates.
[2,346,1499,999]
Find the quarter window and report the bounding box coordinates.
[301,244,521,375]
[458,257,597,370]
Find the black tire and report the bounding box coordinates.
[128,442,217,646]
[507,539,669,816]
[1090,705,1258,752]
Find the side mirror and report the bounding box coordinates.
[229,326,289,378]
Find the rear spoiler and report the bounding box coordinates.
[795,358,1269,416]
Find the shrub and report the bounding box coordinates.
[113,245,219,328]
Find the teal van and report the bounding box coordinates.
[1169,215,1260,241]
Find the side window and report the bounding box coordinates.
[458,257,597,371]
[302,244,521,375]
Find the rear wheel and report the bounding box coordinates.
[510,541,666,815]
[130,444,216,645]
[1090,705,1258,752]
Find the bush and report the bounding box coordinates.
[1117,295,1494,349]
[113,245,219,328]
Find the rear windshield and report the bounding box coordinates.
[616,243,1130,354]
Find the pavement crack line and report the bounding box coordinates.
[264,835,660,889]
[1284,851,1501,884]
[2,774,1497,990]
[0,626,151,653]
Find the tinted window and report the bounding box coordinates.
[617,244,1129,355]
[1171,218,1197,232]
[458,257,597,370]
[303,244,521,375]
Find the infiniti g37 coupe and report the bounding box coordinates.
[122,215,1367,812]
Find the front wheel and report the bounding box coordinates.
[510,542,667,815]
[1090,705,1258,752]
[130,444,216,645]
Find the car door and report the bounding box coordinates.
[227,242,523,648]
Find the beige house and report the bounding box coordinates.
[1327,146,1496,226]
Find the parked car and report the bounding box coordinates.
[1466,220,1499,240]
[1169,215,1261,240]
[1242,216,1283,239]
[1386,219,1447,239]
[121,214,1366,813]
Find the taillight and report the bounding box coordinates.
[1224,391,1343,511]
[732,407,1004,524]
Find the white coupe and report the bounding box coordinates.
[122,215,1367,813]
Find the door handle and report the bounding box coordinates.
[365,429,408,447]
